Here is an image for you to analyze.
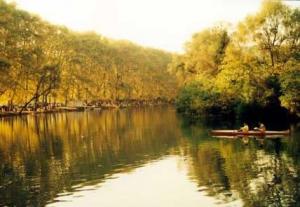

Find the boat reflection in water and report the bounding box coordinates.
[0,106,299,207]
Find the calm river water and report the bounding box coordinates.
[0,106,299,207]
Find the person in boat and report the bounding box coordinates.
[239,123,249,132]
[254,122,266,133]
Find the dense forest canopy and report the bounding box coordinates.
[0,0,177,110]
[0,0,299,120]
[170,0,300,119]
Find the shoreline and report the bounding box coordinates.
[0,107,84,118]
[0,102,173,118]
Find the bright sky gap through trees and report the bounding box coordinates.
[7,0,300,52]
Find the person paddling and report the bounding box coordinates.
[254,122,266,133]
[239,123,249,133]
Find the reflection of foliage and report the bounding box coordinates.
[181,125,300,207]
[0,107,182,206]
[0,107,299,206]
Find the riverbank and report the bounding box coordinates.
[0,99,174,118]
[177,102,299,128]
[0,107,83,118]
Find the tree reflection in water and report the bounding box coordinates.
[0,107,299,207]
[181,125,300,207]
[0,107,182,206]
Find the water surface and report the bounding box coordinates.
[0,107,299,206]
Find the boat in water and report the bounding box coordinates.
[211,130,290,137]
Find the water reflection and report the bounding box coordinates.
[181,126,300,207]
[0,107,182,206]
[0,107,299,207]
[48,156,243,207]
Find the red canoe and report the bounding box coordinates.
[211,130,290,136]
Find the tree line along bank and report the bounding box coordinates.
[169,0,299,122]
[0,0,178,114]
